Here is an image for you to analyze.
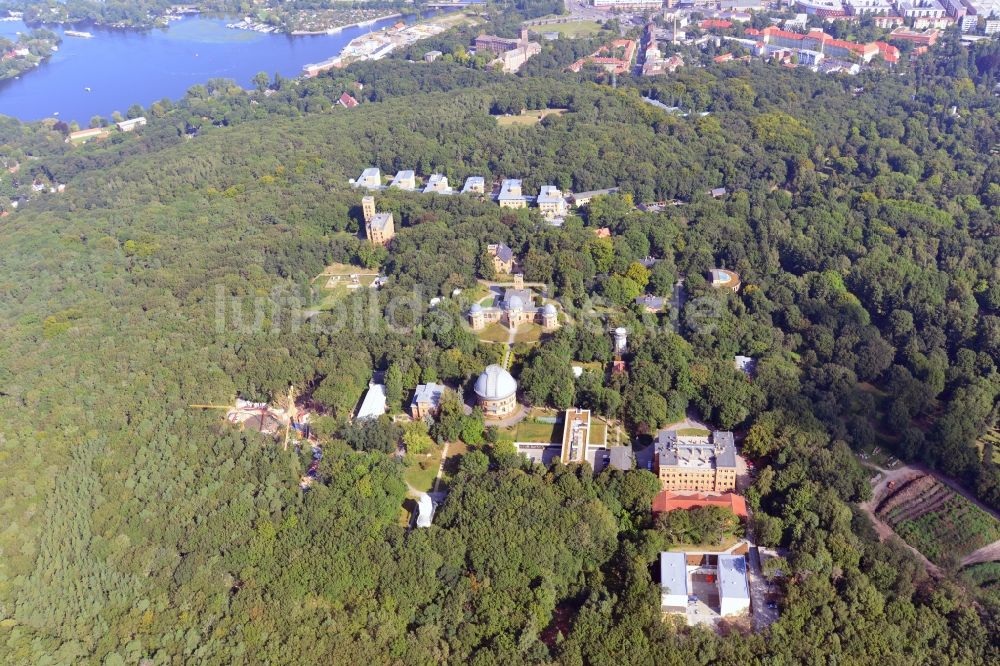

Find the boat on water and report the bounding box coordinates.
[64,30,93,38]
[84,87,91,92]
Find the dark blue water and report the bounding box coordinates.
[0,14,406,123]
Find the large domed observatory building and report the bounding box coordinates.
[474,364,518,418]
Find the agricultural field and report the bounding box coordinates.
[876,474,1000,565]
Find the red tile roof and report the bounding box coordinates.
[700,19,733,30]
[338,92,359,109]
[874,41,900,64]
[652,491,748,518]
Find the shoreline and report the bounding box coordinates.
[290,13,403,36]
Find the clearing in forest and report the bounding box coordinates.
[495,108,568,126]
[312,262,380,309]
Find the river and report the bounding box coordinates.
[0,13,414,123]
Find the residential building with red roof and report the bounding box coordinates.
[337,92,359,109]
[652,491,748,518]
[747,25,893,63]
[887,27,940,46]
[568,39,637,75]
[700,19,734,30]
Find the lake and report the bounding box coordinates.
[0,14,412,123]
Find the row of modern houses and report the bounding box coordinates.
[351,167,620,224]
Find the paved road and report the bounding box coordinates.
[746,545,779,631]
[564,0,609,20]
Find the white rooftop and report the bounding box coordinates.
[498,179,525,200]
[357,383,387,420]
[717,554,750,600]
[536,185,564,204]
[660,552,688,598]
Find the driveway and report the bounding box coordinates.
[747,546,779,631]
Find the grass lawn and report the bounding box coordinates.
[663,534,741,553]
[512,323,545,344]
[532,21,604,37]
[403,446,443,494]
[516,419,561,443]
[676,427,711,437]
[474,322,545,344]
[496,108,568,126]
[589,420,607,446]
[476,322,511,344]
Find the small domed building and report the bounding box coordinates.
[474,364,518,418]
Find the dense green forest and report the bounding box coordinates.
[1,17,1000,664]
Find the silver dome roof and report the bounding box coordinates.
[474,364,517,401]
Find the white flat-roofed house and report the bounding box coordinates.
[461,176,485,194]
[536,185,567,222]
[117,116,147,132]
[717,554,751,616]
[390,169,416,190]
[570,187,620,207]
[660,552,689,612]
[354,167,382,190]
[498,179,527,208]
[423,173,453,194]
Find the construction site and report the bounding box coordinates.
[191,385,322,490]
